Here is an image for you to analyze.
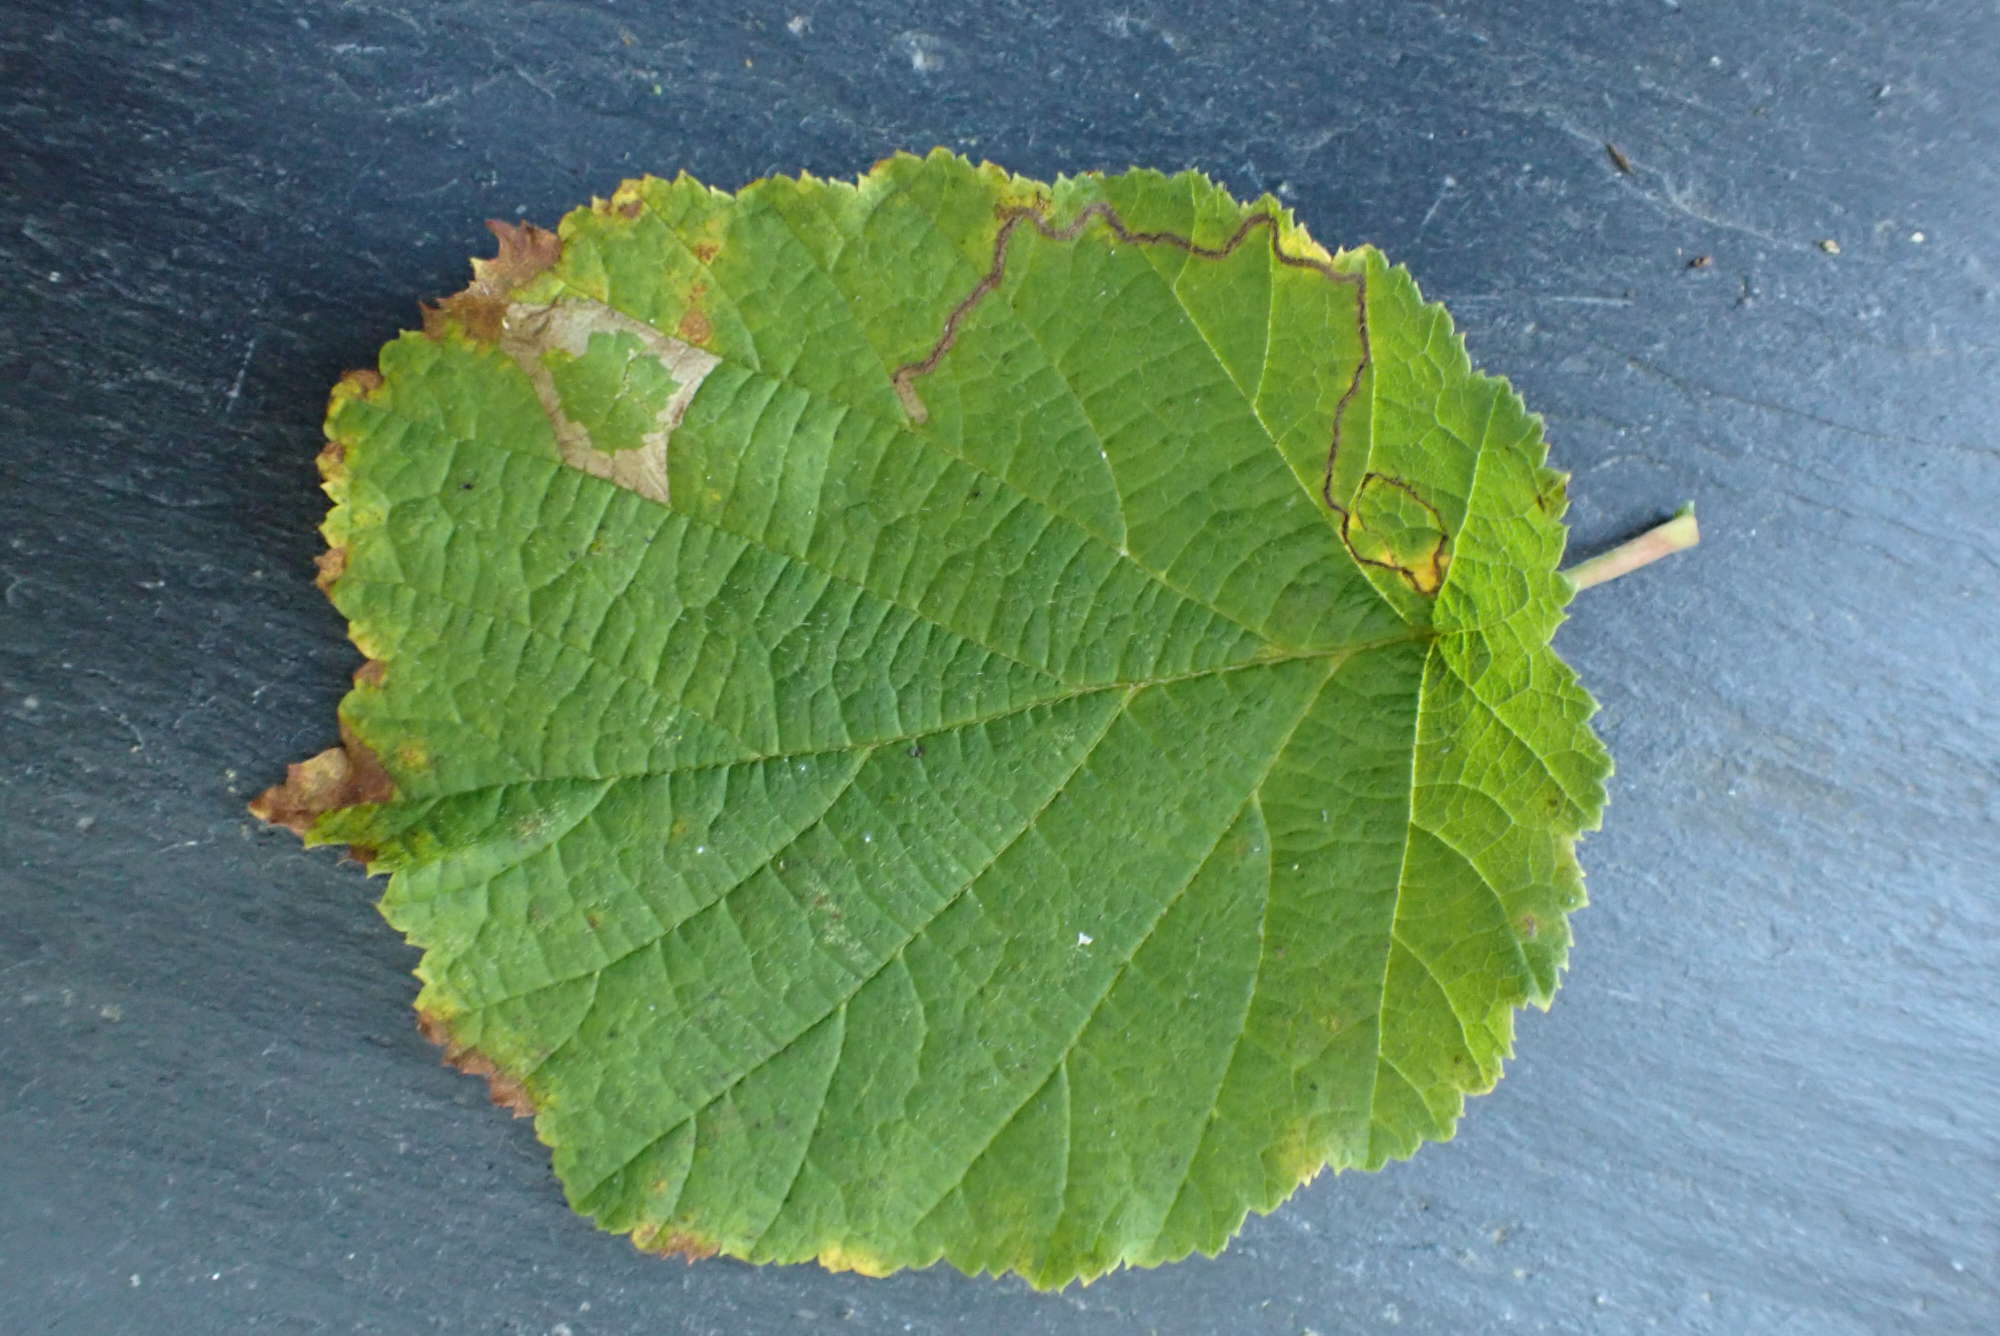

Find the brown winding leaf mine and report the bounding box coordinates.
[1340,473,1451,595]
[888,201,1370,519]
[248,720,395,839]
[336,368,385,398]
[496,299,720,506]
[422,219,564,342]
[415,1011,538,1119]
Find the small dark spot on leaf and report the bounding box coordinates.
[907,744,924,759]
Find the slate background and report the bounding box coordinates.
[4,1,1996,1332]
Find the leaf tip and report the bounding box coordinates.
[247,722,395,843]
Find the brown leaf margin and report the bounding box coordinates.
[247,715,393,851]
[414,1010,539,1119]
[251,221,565,850]
[421,219,564,342]
[631,1223,723,1263]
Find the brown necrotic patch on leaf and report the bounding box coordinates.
[675,306,712,345]
[248,719,395,840]
[632,1226,722,1263]
[601,180,649,220]
[336,368,385,398]
[312,546,348,592]
[415,1010,538,1119]
[421,219,564,343]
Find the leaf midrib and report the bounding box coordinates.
[361,627,1432,812]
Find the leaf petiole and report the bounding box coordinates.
[1563,503,1700,590]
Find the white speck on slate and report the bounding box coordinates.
[896,31,945,73]
[786,15,809,36]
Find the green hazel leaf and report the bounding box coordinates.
[254,149,1609,1289]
